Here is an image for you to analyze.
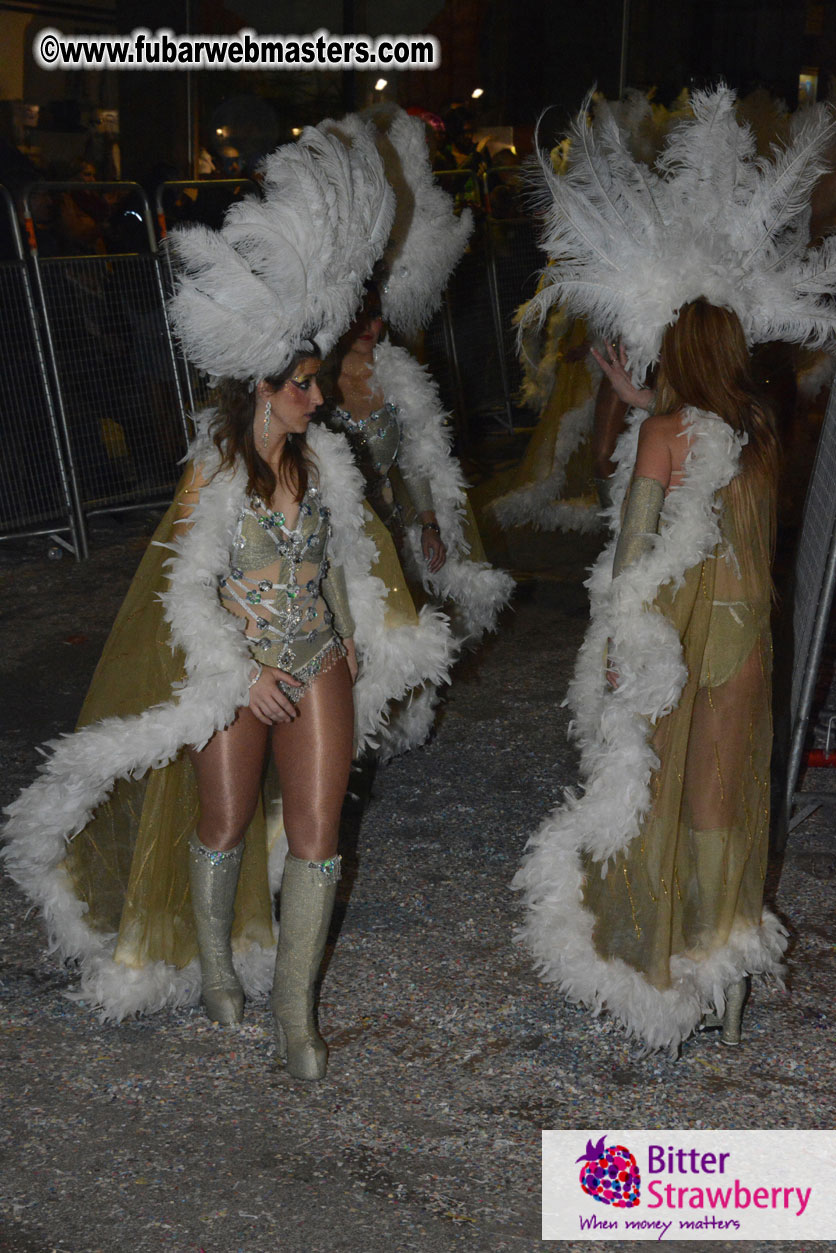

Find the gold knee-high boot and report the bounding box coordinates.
[272,852,340,1081]
[188,835,245,1026]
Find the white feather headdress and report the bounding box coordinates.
[166,126,395,381]
[525,85,836,376]
[348,105,473,336]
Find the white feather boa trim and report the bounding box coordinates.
[512,407,787,1051]
[0,415,455,1019]
[372,340,514,641]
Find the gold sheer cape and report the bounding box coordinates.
[62,477,420,981]
[472,313,600,532]
[513,409,786,1051]
[583,474,773,987]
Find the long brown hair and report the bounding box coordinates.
[211,355,318,505]
[655,299,779,489]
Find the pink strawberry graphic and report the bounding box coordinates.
[577,1135,641,1208]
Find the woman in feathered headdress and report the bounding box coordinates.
[514,86,836,1054]
[321,108,514,757]
[1,125,455,1081]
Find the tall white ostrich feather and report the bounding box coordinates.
[523,85,836,378]
[167,126,395,380]
[360,106,474,336]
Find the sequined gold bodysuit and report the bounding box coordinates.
[219,485,355,702]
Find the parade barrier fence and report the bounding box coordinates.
[1,168,540,557]
[5,182,191,557]
[0,186,86,557]
[783,379,836,838]
[424,168,540,439]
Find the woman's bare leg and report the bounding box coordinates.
[187,705,269,851]
[270,658,355,861]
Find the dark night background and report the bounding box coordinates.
[3,1,836,178]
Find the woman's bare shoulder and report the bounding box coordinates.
[634,411,687,486]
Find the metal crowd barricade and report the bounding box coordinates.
[155,179,259,412]
[782,380,836,838]
[483,218,543,431]
[423,293,469,451]
[21,182,190,542]
[428,170,507,438]
[443,225,510,436]
[426,169,543,439]
[0,186,86,557]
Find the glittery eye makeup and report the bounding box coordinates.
[290,374,317,391]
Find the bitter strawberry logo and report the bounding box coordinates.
[577,1135,641,1208]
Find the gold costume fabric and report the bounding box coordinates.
[471,314,598,529]
[584,473,773,990]
[62,475,420,978]
[329,402,435,582]
[331,401,435,521]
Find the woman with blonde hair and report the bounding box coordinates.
[515,86,836,1053]
[583,298,779,1048]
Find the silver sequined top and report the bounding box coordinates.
[331,402,434,516]
[219,485,355,680]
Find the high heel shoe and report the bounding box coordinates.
[720,976,748,1047]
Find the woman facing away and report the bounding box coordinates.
[514,299,786,1054]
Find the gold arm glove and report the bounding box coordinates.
[612,476,665,578]
[407,473,435,517]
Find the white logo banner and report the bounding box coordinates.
[543,1130,836,1241]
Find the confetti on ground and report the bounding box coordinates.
[1,517,834,1253]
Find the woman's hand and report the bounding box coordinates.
[248,665,301,724]
[590,341,655,410]
[343,637,359,684]
[419,512,447,573]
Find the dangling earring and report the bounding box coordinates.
[261,399,272,450]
